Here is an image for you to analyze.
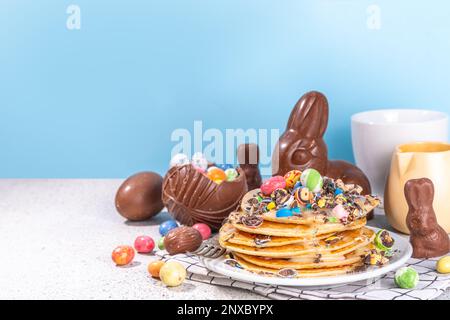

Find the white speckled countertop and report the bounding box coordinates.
[0,179,449,300]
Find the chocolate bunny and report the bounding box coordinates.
[272,91,372,215]
[405,178,450,258]
[238,143,262,191]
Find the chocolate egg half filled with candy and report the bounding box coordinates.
[162,164,248,230]
[115,171,164,221]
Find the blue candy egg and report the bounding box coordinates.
[335,188,343,196]
[276,208,293,218]
[306,203,312,210]
[159,219,178,236]
[291,207,301,215]
[216,164,233,171]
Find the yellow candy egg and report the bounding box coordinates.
[436,256,450,274]
[159,261,186,287]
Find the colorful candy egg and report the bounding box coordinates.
[170,153,190,168]
[276,208,293,218]
[159,220,178,236]
[291,206,301,215]
[283,170,302,189]
[436,256,450,274]
[207,168,227,184]
[111,245,135,266]
[331,204,349,220]
[134,235,155,253]
[191,152,208,171]
[224,168,239,181]
[192,223,211,240]
[260,176,286,195]
[300,169,323,193]
[395,267,419,289]
[148,260,165,278]
[158,237,165,250]
[159,261,187,287]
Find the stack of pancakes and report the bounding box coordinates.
[219,180,381,278]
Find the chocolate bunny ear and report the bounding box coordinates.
[404,178,435,210]
[237,143,259,166]
[286,91,329,138]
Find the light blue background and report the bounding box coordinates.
[1,0,449,178]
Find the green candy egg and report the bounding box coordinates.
[158,237,165,250]
[225,168,239,181]
[394,267,419,289]
[300,169,323,193]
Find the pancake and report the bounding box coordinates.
[219,223,336,248]
[219,227,375,258]
[230,213,367,238]
[233,246,370,270]
[233,254,361,278]
[217,175,386,279]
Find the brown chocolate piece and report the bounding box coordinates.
[271,91,373,219]
[162,164,248,230]
[405,178,450,258]
[115,171,164,221]
[164,226,203,255]
[238,143,262,191]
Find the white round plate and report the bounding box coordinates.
[200,227,412,287]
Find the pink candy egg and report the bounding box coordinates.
[192,223,211,240]
[332,204,349,220]
[260,176,286,195]
[134,235,155,253]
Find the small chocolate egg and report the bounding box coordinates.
[115,172,164,221]
[164,226,203,255]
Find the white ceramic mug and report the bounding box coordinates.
[351,109,448,197]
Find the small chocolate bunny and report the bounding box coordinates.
[272,91,372,214]
[405,178,450,258]
[238,143,262,191]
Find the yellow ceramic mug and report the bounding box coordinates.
[384,142,450,234]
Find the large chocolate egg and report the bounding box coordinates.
[115,172,164,221]
[162,164,248,230]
